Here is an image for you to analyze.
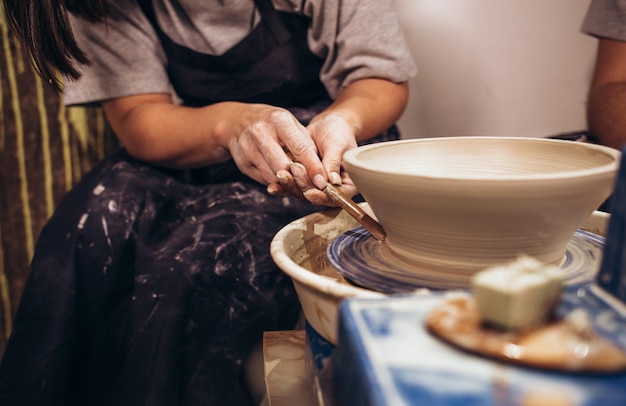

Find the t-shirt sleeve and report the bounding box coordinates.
[582,0,626,42]
[304,0,417,99]
[63,1,172,106]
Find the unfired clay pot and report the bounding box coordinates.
[342,137,620,276]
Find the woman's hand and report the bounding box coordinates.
[259,111,359,206]
[225,104,330,200]
[300,113,359,205]
[236,78,409,206]
[101,78,408,207]
[102,95,329,200]
[284,78,411,205]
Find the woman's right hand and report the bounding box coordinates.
[224,104,329,200]
[103,96,329,200]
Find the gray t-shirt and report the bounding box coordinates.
[582,0,626,41]
[63,0,417,106]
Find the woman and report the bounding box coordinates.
[0,0,416,404]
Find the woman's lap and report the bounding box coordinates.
[0,150,319,405]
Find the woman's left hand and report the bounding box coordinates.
[268,78,410,206]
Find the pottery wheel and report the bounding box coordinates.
[327,226,605,293]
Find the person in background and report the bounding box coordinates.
[583,0,626,150]
[0,0,416,405]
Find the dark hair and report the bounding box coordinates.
[3,0,109,90]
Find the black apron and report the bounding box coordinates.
[138,0,331,107]
[0,1,400,405]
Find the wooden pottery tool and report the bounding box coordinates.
[323,182,386,241]
[284,150,386,241]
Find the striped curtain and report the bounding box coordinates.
[0,10,117,356]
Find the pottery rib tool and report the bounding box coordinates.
[283,149,386,241]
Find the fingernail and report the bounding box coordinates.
[267,184,281,195]
[303,189,319,205]
[313,174,326,190]
[276,170,290,185]
[289,162,305,178]
[329,172,342,186]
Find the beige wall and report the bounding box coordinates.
[395,0,597,139]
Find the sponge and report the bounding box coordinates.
[471,255,565,331]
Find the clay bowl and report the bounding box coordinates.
[342,137,620,279]
[270,205,610,345]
